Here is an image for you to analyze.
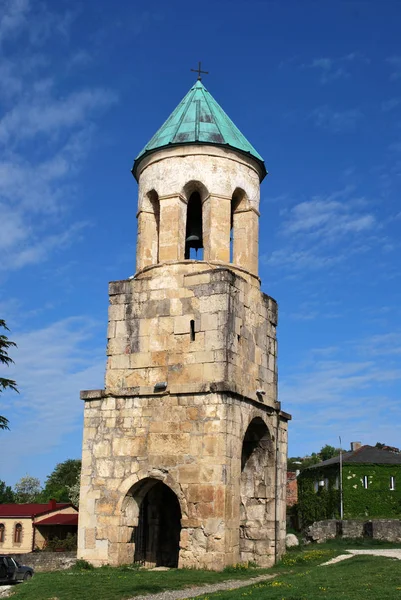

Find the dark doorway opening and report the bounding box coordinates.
[133,480,181,567]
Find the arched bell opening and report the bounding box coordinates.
[123,478,182,568]
[240,417,274,564]
[230,188,248,265]
[185,191,204,260]
[147,189,160,264]
[136,189,160,271]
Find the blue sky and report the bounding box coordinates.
[0,0,400,486]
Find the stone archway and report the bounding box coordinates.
[123,478,182,568]
[239,417,274,565]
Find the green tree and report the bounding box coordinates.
[288,445,342,472]
[41,459,81,503]
[67,478,81,507]
[0,480,15,503]
[14,475,42,503]
[300,452,321,469]
[320,444,340,461]
[0,319,18,430]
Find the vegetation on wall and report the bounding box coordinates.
[342,464,401,519]
[298,463,401,525]
[297,466,340,526]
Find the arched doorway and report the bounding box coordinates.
[125,478,182,568]
[240,417,273,563]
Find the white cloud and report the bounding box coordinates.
[307,58,348,84]
[264,248,345,271]
[356,332,401,357]
[287,300,342,321]
[67,49,92,70]
[302,53,369,85]
[0,317,105,480]
[1,221,89,271]
[386,56,401,80]
[0,3,118,273]
[282,338,401,455]
[0,87,117,145]
[0,0,30,44]
[381,97,401,112]
[281,198,375,239]
[261,188,386,274]
[0,130,96,271]
[309,106,363,133]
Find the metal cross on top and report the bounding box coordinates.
[191,62,209,81]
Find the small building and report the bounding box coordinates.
[298,443,401,524]
[286,471,298,507]
[0,500,78,553]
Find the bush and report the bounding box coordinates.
[44,533,77,552]
[72,559,95,571]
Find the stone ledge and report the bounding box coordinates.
[80,389,106,400]
[133,260,261,285]
[80,384,290,421]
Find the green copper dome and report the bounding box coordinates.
[132,81,266,180]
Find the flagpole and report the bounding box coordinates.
[339,436,344,520]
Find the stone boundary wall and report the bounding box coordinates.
[304,519,401,544]
[9,551,76,572]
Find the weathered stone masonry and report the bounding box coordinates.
[78,80,290,569]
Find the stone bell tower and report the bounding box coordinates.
[78,80,290,569]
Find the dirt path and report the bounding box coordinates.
[321,548,401,566]
[128,573,277,600]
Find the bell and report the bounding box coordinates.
[185,234,201,248]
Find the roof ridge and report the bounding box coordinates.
[172,85,197,144]
[201,85,225,143]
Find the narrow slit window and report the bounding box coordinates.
[190,320,195,342]
[363,475,369,489]
[0,524,4,543]
[390,476,395,491]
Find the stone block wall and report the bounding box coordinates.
[78,389,288,569]
[371,520,401,542]
[105,265,278,406]
[304,519,401,543]
[340,520,365,538]
[10,552,76,572]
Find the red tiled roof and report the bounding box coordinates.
[35,513,78,527]
[0,503,70,518]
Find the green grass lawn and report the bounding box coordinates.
[7,543,401,600]
[7,563,273,600]
[186,555,401,600]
